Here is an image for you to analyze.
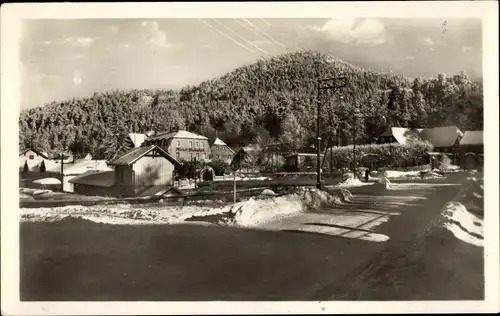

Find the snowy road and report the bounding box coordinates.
[259,181,454,243]
[21,174,475,301]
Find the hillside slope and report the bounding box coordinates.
[19,50,483,159]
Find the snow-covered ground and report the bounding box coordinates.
[177,175,273,190]
[20,188,347,227]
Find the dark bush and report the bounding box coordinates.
[209,160,230,176]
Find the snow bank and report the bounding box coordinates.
[32,177,61,185]
[220,188,351,227]
[382,169,445,180]
[21,188,353,229]
[334,172,373,188]
[441,202,483,247]
[21,203,232,225]
[439,172,484,247]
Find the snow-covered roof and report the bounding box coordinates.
[128,133,147,148]
[147,130,208,141]
[419,126,463,148]
[213,137,227,146]
[108,145,181,166]
[19,148,49,159]
[211,137,235,153]
[380,127,423,145]
[33,159,111,175]
[459,131,483,146]
[68,170,115,187]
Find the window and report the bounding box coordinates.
[177,140,180,148]
[202,153,205,159]
[189,141,192,148]
[29,155,34,160]
[195,141,199,148]
[196,153,200,160]
[201,142,204,149]
[190,153,193,160]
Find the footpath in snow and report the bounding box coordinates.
[329,171,484,300]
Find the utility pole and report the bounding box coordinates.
[193,156,197,190]
[350,112,368,178]
[316,61,347,190]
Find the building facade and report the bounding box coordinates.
[209,137,234,163]
[108,145,181,197]
[144,130,211,162]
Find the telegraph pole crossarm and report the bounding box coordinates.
[316,71,347,190]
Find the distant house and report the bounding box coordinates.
[30,158,112,192]
[377,127,424,145]
[418,126,463,153]
[48,151,74,164]
[284,153,323,172]
[68,170,116,197]
[19,148,49,171]
[459,130,483,169]
[209,137,234,163]
[378,125,463,151]
[143,130,211,162]
[108,145,181,197]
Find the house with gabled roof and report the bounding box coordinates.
[107,145,182,197]
[20,148,49,172]
[378,125,463,151]
[418,126,463,153]
[458,130,483,169]
[209,137,234,163]
[143,130,211,162]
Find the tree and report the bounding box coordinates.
[40,160,46,173]
[18,52,483,159]
[279,113,306,152]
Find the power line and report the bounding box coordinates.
[259,18,272,26]
[212,19,269,56]
[235,19,272,45]
[242,18,286,49]
[197,19,261,56]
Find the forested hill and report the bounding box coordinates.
[19,50,483,159]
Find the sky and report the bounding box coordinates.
[21,18,482,109]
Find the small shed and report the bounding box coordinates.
[68,170,116,196]
[108,145,182,197]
